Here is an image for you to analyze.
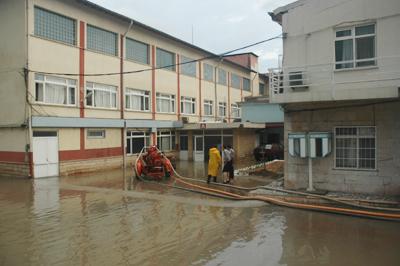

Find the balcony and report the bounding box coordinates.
[269,57,400,104]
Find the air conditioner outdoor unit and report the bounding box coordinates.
[289,71,308,90]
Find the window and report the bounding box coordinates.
[156,93,175,113]
[157,48,176,71]
[181,96,196,115]
[218,102,226,117]
[259,83,265,95]
[231,103,240,118]
[86,82,117,108]
[35,74,77,105]
[87,25,118,56]
[181,56,197,77]
[243,77,251,91]
[34,6,76,45]
[203,63,214,82]
[126,38,149,64]
[335,127,376,169]
[157,131,175,151]
[335,24,376,69]
[127,131,150,154]
[231,73,241,89]
[125,88,150,111]
[87,129,105,139]
[180,133,188,151]
[204,100,213,116]
[218,69,227,85]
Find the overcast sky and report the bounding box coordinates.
[90,0,294,73]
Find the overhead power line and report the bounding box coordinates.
[28,34,282,77]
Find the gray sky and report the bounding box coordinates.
[90,0,294,73]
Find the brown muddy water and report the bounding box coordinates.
[1,162,399,266]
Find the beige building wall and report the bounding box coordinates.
[85,129,121,149]
[0,128,28,152]
[0,0,27,125]
[58,129,80,151]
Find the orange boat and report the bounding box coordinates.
[134,146,174,181]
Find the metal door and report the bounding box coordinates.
[33,136,59,178]
[193,136,204,162]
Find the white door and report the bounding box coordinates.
[33,136,59,178]
[194,136,204,162]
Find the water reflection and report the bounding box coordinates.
[0,176,399,266]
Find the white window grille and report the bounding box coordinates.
[157,131,176,151]
[181,56,197,77]
[231,103,241,118]
[335,127,376,170]
[34,6,76,45]
[127,131,150,154]
[87,25,118,56]
[156,93,175,113]
[335,24,376,69]
[125,88,150,111]
[86,82,117,109]
[218,102,226,117]
[181,96,196,115]
[126,38,149,64]
[34,74,77,106]
[204,100,213,116]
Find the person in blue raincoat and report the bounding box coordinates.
[207,145,222,184]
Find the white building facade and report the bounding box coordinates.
[269,0,400,195]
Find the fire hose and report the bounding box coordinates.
[134,147,400,221]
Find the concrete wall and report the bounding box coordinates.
[271,0,400,103]
[284,101,400,196]
[0,0,27,125]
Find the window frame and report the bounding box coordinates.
[126,131,151,155]
[180,96,196,115]
[156,93,176,113]
[203,99,213,116]
[180,55,197,77]
[334,126,377,170]
[125,88,150,112]
[85,82,118,109]
[203,63,214,82]
[218,69,227,86]
[242,77,251,91]
[157,131,176,151]
[218,102,227,117]
[34,6,77,46]
[87,24,118,56]
[125,37,150,65]
[34,74,77,106]
[156,48,176,72]
[231,73,241,89]
[87,129,106,139]
[334,23,376,70]
[231,103,241,118]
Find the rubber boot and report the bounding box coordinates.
[207,175,211,184]
[213,176,217,183]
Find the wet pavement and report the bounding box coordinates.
[1,161,399,266]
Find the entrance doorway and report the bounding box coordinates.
[194,136,204,162]
[32,131,59,178]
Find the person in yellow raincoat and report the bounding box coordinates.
[207,145,222,184]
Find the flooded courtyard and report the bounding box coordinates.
[0,162,399,266]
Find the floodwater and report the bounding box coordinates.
[1,162,399,266]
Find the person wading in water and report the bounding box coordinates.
[207,145,222,184]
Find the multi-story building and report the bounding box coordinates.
[269,0,400,195]
[0,0,264,178]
